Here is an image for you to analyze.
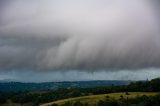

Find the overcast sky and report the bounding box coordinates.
[0,0,160,82]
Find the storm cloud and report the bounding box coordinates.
[0,0,160,71]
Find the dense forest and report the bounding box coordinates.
[0,78,160,106]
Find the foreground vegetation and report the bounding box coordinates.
[0,78,160,106]
[50,94,160,106]
[41,92,157,106]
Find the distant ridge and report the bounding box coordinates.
[0,79,19,83]
[0,80,131,92]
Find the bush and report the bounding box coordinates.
[73,101,83,106]
[51,103,59,106]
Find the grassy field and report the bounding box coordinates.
[40,92,157,106]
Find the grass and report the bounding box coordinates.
[40,92,158,106]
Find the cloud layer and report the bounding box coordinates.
[0,0,160,71]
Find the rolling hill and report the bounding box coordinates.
[40,92,157,106]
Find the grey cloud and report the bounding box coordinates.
[0,0,160,71]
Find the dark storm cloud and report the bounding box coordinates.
[0,0,160,71]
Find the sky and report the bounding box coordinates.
[0,0,160,82]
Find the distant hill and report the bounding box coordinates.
[0,80,130,92]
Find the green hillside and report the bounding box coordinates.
[40,92,157,106]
